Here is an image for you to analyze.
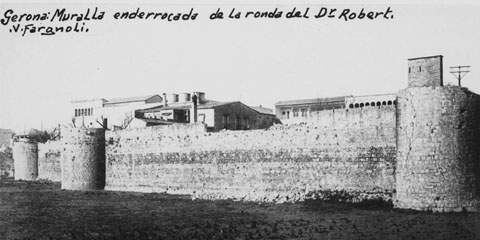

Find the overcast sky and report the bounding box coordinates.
[1,1,480,132]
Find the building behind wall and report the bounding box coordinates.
[136,92,276,131]
[275,96,350,124]
[71,95,163,130]
[275,56,446,125]
[345,93,397,109]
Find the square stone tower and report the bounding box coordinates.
[408,55,443,87]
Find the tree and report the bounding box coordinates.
[26,127,60,143]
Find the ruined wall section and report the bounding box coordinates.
[12,142,38,180]
[38,141,62,182]
[61,128,106,190]
[395,86,480,212]
[106,107,397,203]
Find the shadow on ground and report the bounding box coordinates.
[0,178,479,239]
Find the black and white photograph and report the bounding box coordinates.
[1,0,480,239]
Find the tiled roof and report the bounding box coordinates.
[345,93,396,98]
[250,106,274,115]
[137,118,178,125]
[275,95,352,106]
[138,104,190,112]
[137,100,235,113]
[106,95,161,105]
[71,98,107,103]
[197,101,236,109]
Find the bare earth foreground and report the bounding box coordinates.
[0,179,479,240]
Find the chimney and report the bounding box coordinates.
[192,95,198,123]
[193,92,206,104]
[162,93,167,107]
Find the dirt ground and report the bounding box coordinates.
[0,179,479,240]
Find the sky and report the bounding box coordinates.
[1,1,480,132]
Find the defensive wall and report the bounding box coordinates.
[396,86,480,211]
[38,141,62,182]
[105,106,396,202]
[11,55,480,212]
[61,128,106,190]
[12,141,38,180]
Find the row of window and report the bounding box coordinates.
[348,100,396,109]
[282,108,308,119]
[409,65,436,73]
[75,108,93,117]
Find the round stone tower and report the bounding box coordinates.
[61,128,106,190]
[395,86,480,212]
[13,141,38,180]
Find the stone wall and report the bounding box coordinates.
[61,128,106,190]
[0,152,14,177]
[12,142,38,180]
[105,106,397,203]
[38,141,62,182]
[395,86,480,212]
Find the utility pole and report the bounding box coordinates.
[449,66,470,87]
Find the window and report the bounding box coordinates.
[408,67,411,73]
[223,114,228,129]
[301,109,307,117]
[75,109,78,117]
[244,117,249,129]
[235,115,241,130]
[293,109,299,117]
[199,114,206,123]
[419,66,422,72]
[286,111,290,119]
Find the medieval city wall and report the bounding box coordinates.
[25,85,480,211]
[38,141,62,182]
[12,142,38,180]
[105,106,397,203]
[395,86,480,212]
[61,128,106,190]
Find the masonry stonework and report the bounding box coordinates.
[26,56,480,212]
[395,86,480,212]
[61,128,106,190]
[13,142,38,180]
[38,141,62,182]
[408,56,443,88]
[105,107,397,203]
